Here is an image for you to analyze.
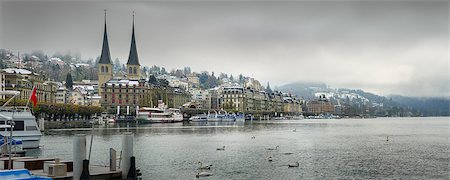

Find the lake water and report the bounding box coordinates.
[27,117,449,179]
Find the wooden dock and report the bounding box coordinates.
[0,157,123,179]
[31,165,122,179]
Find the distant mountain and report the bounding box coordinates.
[277,82,449,117]
[389,95,449,116]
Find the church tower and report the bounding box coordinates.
[98,10,113,95]
[126,12,141,80]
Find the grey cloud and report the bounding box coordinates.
[1,1,448,97]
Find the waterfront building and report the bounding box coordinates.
[190,88,211,109]
[2,68,57,103]
[166,88,191,108]
[101,79,149,114]
[283,95,302,114]
[97,12,113,96]
[209,88,222,110]
[243,88,254,112]
[55,86,69,104]
[221,87,245,112]
[272,91,284,114]
[306,95,335,114]
[70,87,88,105]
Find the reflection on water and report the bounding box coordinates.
[27,117,449,179]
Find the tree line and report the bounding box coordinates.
[0,99,104,121]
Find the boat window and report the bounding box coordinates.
[26,126,38,131]
[13,121,24,131]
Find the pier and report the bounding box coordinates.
[0,133,140,179]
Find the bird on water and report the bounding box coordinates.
[196,171,213,178]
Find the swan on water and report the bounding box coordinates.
[217,146,225,151]
[266,145,279,150]
[198,162,212,170]
[196,171,213,178]
[288,162,299,167]
[293,129,296,132]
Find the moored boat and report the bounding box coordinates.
[190,110,244,122]
[0,91,41,149]
[136,100,183,123]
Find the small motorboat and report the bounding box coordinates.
[0,169,51,179]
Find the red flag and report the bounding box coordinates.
[31,87,37,107]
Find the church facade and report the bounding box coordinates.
[97,12,190,115]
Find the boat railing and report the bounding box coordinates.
[0,106,31,112]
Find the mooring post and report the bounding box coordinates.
[121,132,134,179]
[73,134,86,180]
[110,148,117,171]
[39,118,45,131]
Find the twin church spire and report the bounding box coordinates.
[127,12,140,66]
[98,10,112,65]
[98,10,141,79]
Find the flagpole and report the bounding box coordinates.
[26,86,36,109]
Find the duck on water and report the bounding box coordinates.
[266,145,279,150]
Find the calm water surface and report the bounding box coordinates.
[27,117,449,179]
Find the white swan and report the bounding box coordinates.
[288,162,299,167]
[198,162,212,170]
[266,145,279,150]
[216,146,225,151]
[196,171,213,178]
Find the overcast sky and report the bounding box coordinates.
[0,0,448,97]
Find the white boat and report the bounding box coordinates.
[189,110,244,122]
[0,91,41,149]
[287,115,304,120]
[189,114,208,122]
[136,100,183,123]
[273,116,288,120]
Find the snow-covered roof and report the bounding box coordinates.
[49,57,62,62]
[106,79,140,86]
[2,68,33,75]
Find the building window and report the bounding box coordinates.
[133,67,137,74]
[101,66,104,72]
[105,66,109,72]
[129,67,132,74]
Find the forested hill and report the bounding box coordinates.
[277,82,449,117]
